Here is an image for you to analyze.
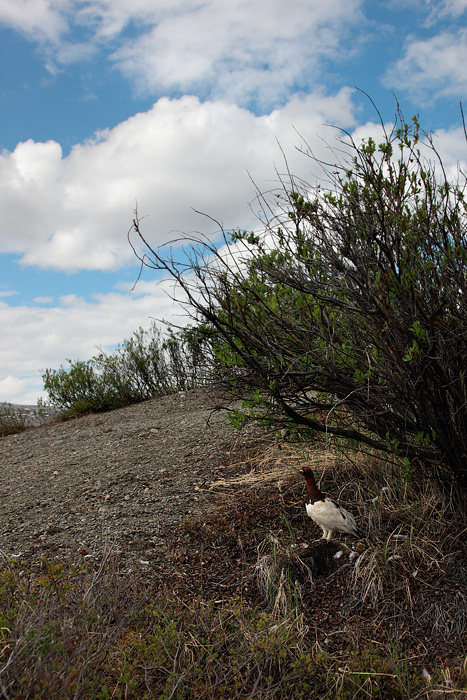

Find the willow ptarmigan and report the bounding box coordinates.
[300,466,359,541]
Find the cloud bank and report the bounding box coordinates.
[0,0,364,107]
[0,280,180,405]
[0,90,357,272]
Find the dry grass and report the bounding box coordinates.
[0,554,320,699]
[0,436,466,699]
[214,437,467,699]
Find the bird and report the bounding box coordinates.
[299,466,359,541]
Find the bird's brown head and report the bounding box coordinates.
[299,466,323,501]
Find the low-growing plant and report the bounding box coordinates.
[0,552,147,700]
[1,436,466,698]
[0,400,50,436]
[42,321,216,416]
[0,554,327,699]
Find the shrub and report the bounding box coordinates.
[130,105,467,496]
[0,400,50,436]
[42,322,214,415]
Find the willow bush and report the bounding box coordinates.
[130,107,467,495]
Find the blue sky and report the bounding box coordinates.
[1,0,467,405]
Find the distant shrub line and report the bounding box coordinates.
[0,322,217,434]
[40,322,215,417]
[0,401,51,437]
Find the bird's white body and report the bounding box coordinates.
[305,498,359,541]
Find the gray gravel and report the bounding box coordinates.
[0,389,265,570]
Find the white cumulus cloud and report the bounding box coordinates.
[0,0,365,106]
[0,88,360,404]
[0,0,69,42]
[385,28,467,102]
[110,0,364,106]
[0,90,357,273]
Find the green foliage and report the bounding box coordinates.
[130,104,467,494]
[0,557,319,699]
[42,322,215,416]
[0,400,50,436]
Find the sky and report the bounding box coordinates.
[1,0,467,405]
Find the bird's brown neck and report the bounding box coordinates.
[303,470,324,503]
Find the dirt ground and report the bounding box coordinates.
[1,388,466,682]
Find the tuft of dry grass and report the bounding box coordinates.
[0,402,52,437]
